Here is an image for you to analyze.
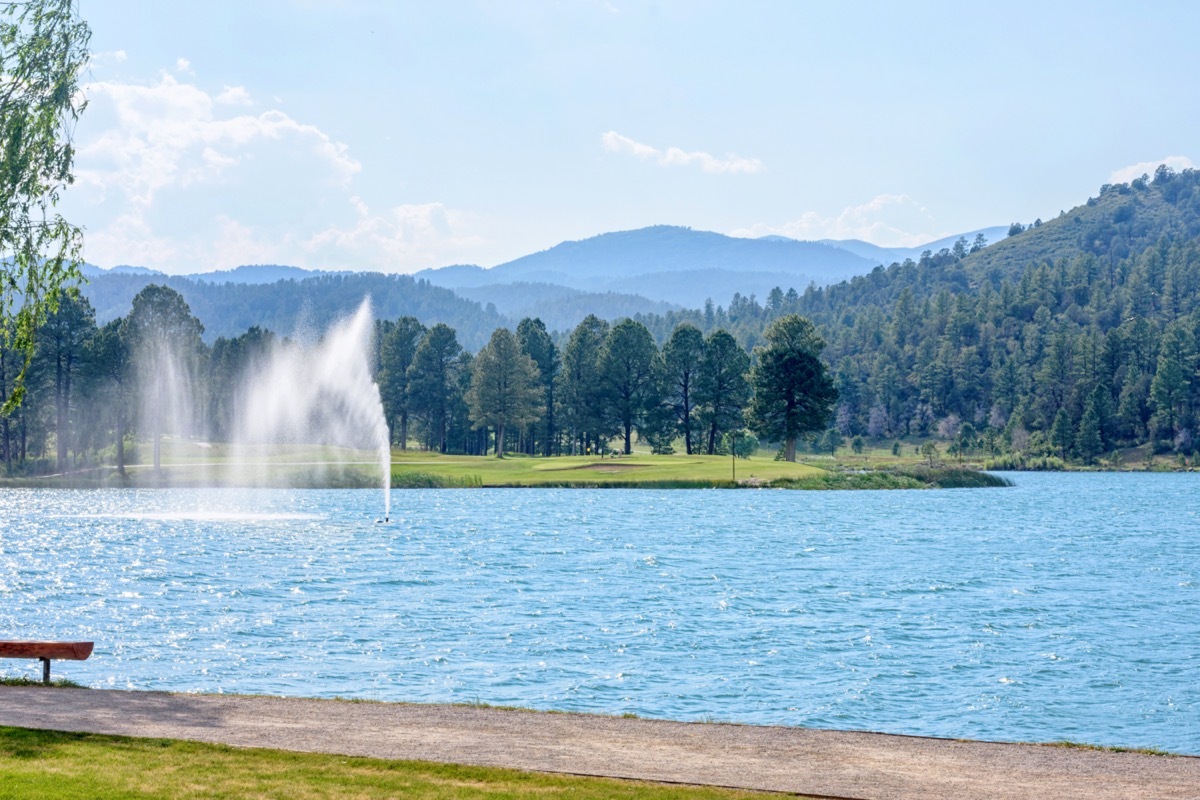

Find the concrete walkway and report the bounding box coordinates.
[1,687,1197,800]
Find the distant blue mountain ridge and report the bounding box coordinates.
[813,227,1009,266]
[410,224,1007,308]
[80,263,343,284]
[78,223,1004,324]
[79,263,162,278]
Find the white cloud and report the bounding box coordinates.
[85,212,179,267]
[730,194,947,248]
[600,130,763,174]
[601,131,658,160]
[175,57,193,74]
[77,73,360,206]
[210,215,285,266]
[215,85,253,106]
[68,67,487,273]
[88,50,129,69]
[305,198,486,271]
[1109,156,1194,185]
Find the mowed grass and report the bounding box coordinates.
[391,451,826,488]
[0,727,796,800]
[7,438,1004,489]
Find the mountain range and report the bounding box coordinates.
[79,225,1007,332]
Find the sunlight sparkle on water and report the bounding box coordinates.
[2,474,1198,754]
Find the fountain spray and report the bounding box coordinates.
[233,298,391,517]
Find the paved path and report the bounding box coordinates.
[2,687,1197,800]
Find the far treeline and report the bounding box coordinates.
[4,166,1200,474]
[0,285,836,475]
[628,166,1200,466]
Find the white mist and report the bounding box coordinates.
[233,299,392,518]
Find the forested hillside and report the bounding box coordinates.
[633,166,1200,460]
[81,272,509,350]
[453,282,679,332]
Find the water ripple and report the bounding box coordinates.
[0,475,1197,753]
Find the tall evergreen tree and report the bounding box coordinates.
[466,328,543,457]
[446,350,478,455]
[599,319,660,455]
[748,315,837,461]
[33,291,95,471]
[125,285,206,472]
[695,329,751,455]
[558,315,610,455]
[1077,398,1103,462]
[1087,383,1115,450]
[406,323,462,453]
[1150,322,1192,443]
[661,323,705,454]
[378,316,426,450]
[516,317,559,456]
[1050,407,1074,459]
[80,318,132,476]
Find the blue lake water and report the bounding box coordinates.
[1,473,1197,753]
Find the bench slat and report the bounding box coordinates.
[0,641,94,661]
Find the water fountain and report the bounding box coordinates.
[231,298,391,519]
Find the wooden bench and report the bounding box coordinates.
[0,641,94,684]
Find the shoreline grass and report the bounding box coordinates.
[1044,739,1176,757]
[4,435,1195,490]
[385,457,1009,490]
[0,463,1008,490]
[0,676,87,689]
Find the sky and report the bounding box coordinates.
[64,0,1199,275]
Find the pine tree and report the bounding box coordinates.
[406,324,462,453]
[125,285,205,472]
[1077,400,1103,463]
[599,319,660,455]
[1150,350,1188,446]
[747,315,837,461]
[516,318,559,455]
[466,328,543,457]
[661,323,705,454]
[1050,407,1074,460]
[34,291,96,471]
[1087,384,1115,450]
[558,315,610,455]
[695,329,751,455]
[378,317,426,450]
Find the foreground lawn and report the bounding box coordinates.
[391,451,825,487]
[0,727,793,800]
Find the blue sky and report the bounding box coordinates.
[66,1,1198,274]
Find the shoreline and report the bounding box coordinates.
[2,686,1196,799]
[0,464,1009,490]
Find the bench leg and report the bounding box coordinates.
[40,658,50,685]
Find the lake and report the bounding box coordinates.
[1,473,1196,753]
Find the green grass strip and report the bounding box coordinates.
[0,726,798,800]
